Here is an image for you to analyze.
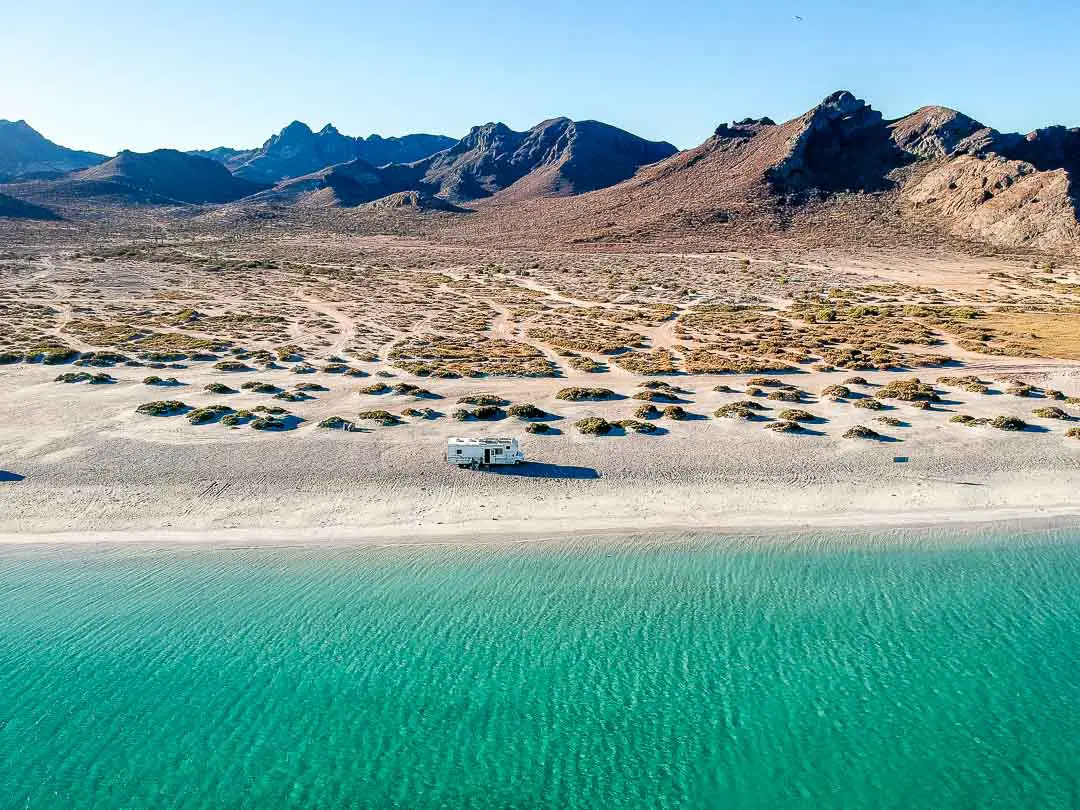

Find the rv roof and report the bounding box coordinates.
[447,437,515,446]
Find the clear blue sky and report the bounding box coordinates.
[3,0,1078,155]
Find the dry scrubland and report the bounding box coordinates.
[2,222,1080,540]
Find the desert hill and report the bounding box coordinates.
[0,120,106,181]
[68,149,268,204]
[0,191,59,220]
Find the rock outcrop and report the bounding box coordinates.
[0,120,106,181]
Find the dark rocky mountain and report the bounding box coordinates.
[385,117,678,203]
[249,117,678,209]
[216,122,456,183]
[0,120,106,181]
[0,191,59,220]
[69,149,268,204]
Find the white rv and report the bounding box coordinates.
[446,437,524,468]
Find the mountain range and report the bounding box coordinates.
[1,93,1077,252]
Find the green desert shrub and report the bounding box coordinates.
[359,383,391,395]
[508,403,546,419]
[295,382,327,392]
[317,416,356,431]
[744,386,764,397]
[575,417,614,435]
[766,389,802,402]
[555,387,616,401]
[875,378,939,402]
[250,416,287,431]
[525,422,552,434]
[205,382,237,394]
[842,376,869,386]
[938,375,990,394]
[778,409,814,422]
[1065,427,1080,439]
[765,420,802,433]
[401,407,439,419]
[471,405,505,420]
[357,409,401,426]
[274,390,313,402]
[714,402,761,419]
[661,405,688,420]
[616,419,658,434]
[42,349,79,365]
[634,403,660,419]
[747,377,785,387]
[322,363,350,374]
[1006,382,1037,397]
[1032,407,1069,419]
[252,405,288,415]
[989,416,1028,431]
[241,381,280,394]
[213,360,252,372]
[136,400,187,416]
[457,393,504,406]
[0,351,23,364]
[55,372,92,383]
[875,416,904,427]
[632,390,681,403]
[950,414,981,426]
[187,405,233,425]
[712,384,736,393]
[821,384,851,399]
[452,408,470,421]
[842,425,880,439]
[221,410,254,427]
[853,398,884,411]
[290,364,316,374]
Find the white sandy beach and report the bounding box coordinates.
[3,359,1080,545]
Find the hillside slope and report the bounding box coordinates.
[71,149,268,203]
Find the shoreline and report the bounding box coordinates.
[4,505,1080,551]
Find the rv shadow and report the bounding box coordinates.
[485,462,600,480]
[0,471,25,482]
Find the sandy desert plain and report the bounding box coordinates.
[1,213,1080,544]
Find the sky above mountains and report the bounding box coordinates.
[4,0,1078,155]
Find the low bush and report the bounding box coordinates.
[712,384,736,393]
[457,393,504,406]
[989,416,1028,431]
[359,383,391,395]
[853,398,884,411]
[240,381,280,394]
[295,382,327,392]
[938,375,989,394]
[875,416,904,427]
[747,377,785,387]
[765,420,802,433]
[471,405,505,420]
[252,405,288,415]
[634,403,660,419]
[357,409,401,426]
[0,351,23,364]
[662,405,688,420]
[555,387,616,401]
[1006,382,1037,397]
[821,384,850,399]
[42,349,79,365]
[632,390,682,403]
[250,416,287,431]
[452,408,470,421]
[508,403,546,419]
[1032,407,1069,419]
[1066,427,1080,439]
[290,364,316,374]
[317,416,356,431]
[744,386,764,397]
[575,417,614,435]
[842,425,880,439]
[778,409,814,422]
[55,372,92,383]
[525,422,552,434]
[213,360,252,372]
[616,419,658,434]
[766,389,802,402]
[322,363,350,374]
[401,407,439,419]
[950,414,980,426]
[274,390,313,402]
[714,402,764,419]
[187,405,233,425]
[875,378,939,402]
[136,400,187,416]
[221,410,253,427]
[394,383,438,398]
[842,376,869,386]
[205,382,237,394]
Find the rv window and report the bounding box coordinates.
[456,449,462,455]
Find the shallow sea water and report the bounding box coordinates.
[2,530,1080,808]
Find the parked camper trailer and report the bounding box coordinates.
[447,437,524,468]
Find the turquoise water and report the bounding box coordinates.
[3,533,1080,809]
